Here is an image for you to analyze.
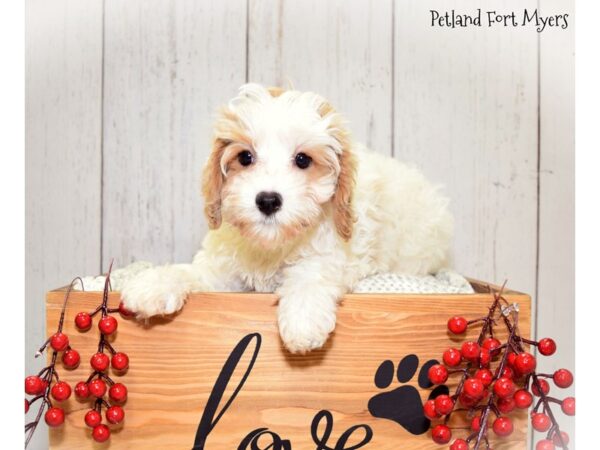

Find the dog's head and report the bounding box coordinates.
[202,84,356,247]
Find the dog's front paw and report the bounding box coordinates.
[120,267,188,318]
[278,307,336,354]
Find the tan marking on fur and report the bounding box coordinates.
[301,147,338,185]
[332,144,356,241]
[317,102,335,117]
[213,108,253,146]
[202,138,227,229]
[203,108,257,229]
[221,143,255,176]
[317,103,357,241]
[267,86,286,97]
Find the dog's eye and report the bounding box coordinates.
[294,152,312,169]
[237,150,253,167]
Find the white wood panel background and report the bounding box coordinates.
[537,0,575,446]
[25,1,103,448]
[25,1,575,448]
[394,0,539,299]
[248,0,393,154]
[102,0,247,265]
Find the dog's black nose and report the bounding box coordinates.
[255,191,282,216]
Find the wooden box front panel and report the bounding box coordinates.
[46,289,531,449]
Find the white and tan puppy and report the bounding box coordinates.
[121,83,453,353]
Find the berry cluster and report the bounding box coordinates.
[424,286,574,450]
[73,263,133,443]
[24,263,134,447]
[24,279,84,448]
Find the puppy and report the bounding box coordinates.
[121,83,453,353]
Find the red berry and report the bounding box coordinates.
[479,348,491,367]
[428,364,448,384]
[532,413,551,432]
[536,440,555,450]
[514,389,533,408]
[514,352,537,375]
[50,332,69,351]
[450,439,469,450]
[463,378,485,399]
[561,397,575,415]
[461,341,480,361]
[507,352,517,367]
[109,383,128,402]
[493,416,513,437]
[25,375,45,395]
[85,409,102,427]
[423,399,439,419]
[475,369,493,387]
[62,349,81,369]
[25,399,30,413]
[471,415,486,432]
[481,389,490,401]
[98,315,118,335]
[88,379,107,398]
[106,405,125,424]
[482,337,502,353]
[119,301,135,318]
[497,396,516,414]
[538,338,557,356]
[75,312,92,331]
[447,316,468,334]
[111,352,129,371]
[553,369,573,388]
[90,352,110,371]
[45,407,65,427]
[434,394,454,415]
[431,424,452,444]
[552,431,569,446]
[75,381,90,399]
[459,392,479,408]
[443,348,462,367]
[92,424,111,443]
[498,365,515,380]
[532,379,550,396]
[51,381,72,401]
[493,377,516,398]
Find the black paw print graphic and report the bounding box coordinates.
[367,355,449,435]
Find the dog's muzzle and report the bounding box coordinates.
[255,191,282,216]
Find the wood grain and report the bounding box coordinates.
[47,288,530,449]
[248,0,393,154]
[26,1,104,447]
[101,0,247,267]
[393,0,539,298]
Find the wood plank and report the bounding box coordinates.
[101,0,247,267]
[537,0,575,447]
[248,0,393,154]
[47,289,530,449]
[25,1,103,447]
[393,1,539,299]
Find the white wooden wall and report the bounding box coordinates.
[26,1,574,448]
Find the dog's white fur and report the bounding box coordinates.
[121,83,453,353]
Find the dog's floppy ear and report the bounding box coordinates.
[331,140,357,241]
[319,102,357,241]
[201,137,227,229]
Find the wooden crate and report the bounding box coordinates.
[46,281,530,449]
